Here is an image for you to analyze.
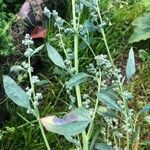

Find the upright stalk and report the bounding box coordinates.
[96,0,114,67]
[28,57,51,150]
[72,0,88,149]
[96,1,130,149]
[87,69,101,138]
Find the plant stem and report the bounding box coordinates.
[58,27,67,57]
[28,57,51,150]
[96,1,130,149]
[119,85,130,150]
[72,0,88,149]
[87,69,101,138]
[96,0,114,66]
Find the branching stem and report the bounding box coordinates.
[72,0,88,149]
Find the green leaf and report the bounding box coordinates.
[80,0,95,8]
[144,115,150,124]
[36,80,49,86]
[41,107,91,136]
[66,73,89,88]
[126,47,136,81]
[3,75,31,109]
[95,143,113,150]
[129,13,150,43]
[142,141,150,145]
[96,91,121,111]
[97,106,116,118]
[10,65,26,72]
[30,44,44,57]
[53,67,68,76]
[80,37,96,50]
[46,43,66,69]
[79,20,95,35]
[139,49,150,62]
[140,103,150,113]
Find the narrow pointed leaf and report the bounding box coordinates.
[10,65,26,72]
[3,75,31,109]
[126,47,136,81]
[66,73,89,88]
[41,107,91,136]
[46,43,66,69]
[96,92,120,111]
[30,44,45,57]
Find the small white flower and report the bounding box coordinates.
[22,61,29,69]
[52,10,58,17]
[35,93,43,100]
[22,34,34,46]
[33,101,39,106]
[43,7,51,18]
[32,76,40,84]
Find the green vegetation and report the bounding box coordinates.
[0,0,150,150]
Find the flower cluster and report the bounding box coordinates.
[82,94,91,109]
[88,0,98,22]
[75,2,83,13]
[95,54,111,68]
[64,49,73,66]
[22,34,34,57]
[122,90,133,100]
[44,8,64,28]
[32,75,40,84]
[87,54,122,90]
[43,7,51,19]
[22,34,34,46]
[26,86,43,107]
[68,94,76,110]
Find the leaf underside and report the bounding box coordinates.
[3,75,31,109]
[41,107,91,136]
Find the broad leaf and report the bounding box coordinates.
[66,73,89,88]
[126,47,136,81]
[46,43,66,69]
[129,13,150,43]
[41,107,91,136]
[140,103,150,113]
[96,91,121,111]
[3,75,31,109]
[95,143,113,150]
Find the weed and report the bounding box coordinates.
[1,0,150,150]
